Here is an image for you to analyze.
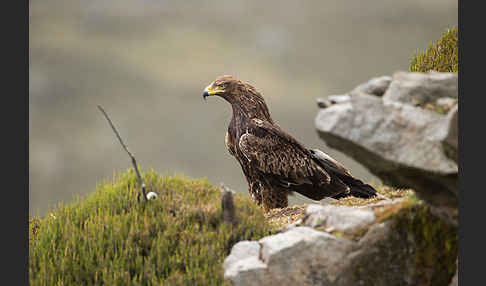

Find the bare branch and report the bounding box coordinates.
[97,105,148,201]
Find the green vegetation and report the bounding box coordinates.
[29,169,274,285]
[29,169,457,285]
[394,201,458,285]
[410,26,458,73]
[351,198,458,285]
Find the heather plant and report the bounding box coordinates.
[29,169,273,285]
[410,26,458,73]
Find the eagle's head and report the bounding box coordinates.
[203,75,241,101]
[203,75,272,120]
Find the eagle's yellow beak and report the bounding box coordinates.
[203,83,225,100]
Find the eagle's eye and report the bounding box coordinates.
[215,82,228,89]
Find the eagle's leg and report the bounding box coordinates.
[261,187,289,212]
[248,182,263,206]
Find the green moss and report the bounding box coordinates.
[29,169,274,285]
[410,26,458,73]
[394,201,458,285]
[351,197,457,285]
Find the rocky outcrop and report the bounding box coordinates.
[224,71,459,286]
[223,241,267,285]
[223,201,458,286]
[442,104,458,163]
[299,204,375,231]
[449,258,458,286]
[314,71,458,209]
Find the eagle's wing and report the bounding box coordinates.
[239,118,330,185]
[309,148,378,199]
[309,149,352,177]
[238,118,352,199]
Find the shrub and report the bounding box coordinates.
[409,26,458,73]
[29,169,274,285]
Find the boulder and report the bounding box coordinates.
[223,241,267,286]
[449,258,458,286]
[354,75,392,97]
[301,204,375,231]
[442,104,458,163]
[225,226,357,286]
[223,202,458,286]
[382,72,457,106]
[314,71,458,209]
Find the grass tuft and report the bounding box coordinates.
[29,169,274,285]
[410,26,458,73]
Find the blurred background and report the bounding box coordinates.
[29,0,457,216]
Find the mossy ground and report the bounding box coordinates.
[29,169,274,285]
[410,26,458,73]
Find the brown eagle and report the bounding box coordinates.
[203,75,376,211]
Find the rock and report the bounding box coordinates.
[383,71,457,106]
[317,95,352,109]
[328,95,351,104]
[449,259,458,286]
[317,98,332,108]
[223,241,267,286]
[315,71,458,208]
[436,97,457,110]
[224,202,458,286]
[442,104,458,163]
[302,204,375,231]
[259,227,356,285]
[146,192,158,200]
[354,75,392,97]
[224,226,357,286]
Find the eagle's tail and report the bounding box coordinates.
[331,175,377,199]
[308,148,377,199]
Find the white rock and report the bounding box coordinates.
[304,204,376,231]
[223,241,266,286]
[436,97,457,108]
[354,75,392,96]
[383,71,457,106]
[146,192,158,200]
[223,227,360,285]
[315,71,458,208]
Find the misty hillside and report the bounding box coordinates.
[29,0,457,215]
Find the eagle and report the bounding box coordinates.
[203,75,377,211]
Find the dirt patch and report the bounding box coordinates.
[265,205,307,228]
[264,186,415,229]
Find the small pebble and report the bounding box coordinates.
[146,192,158,200]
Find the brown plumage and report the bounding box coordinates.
[203,75,376,211]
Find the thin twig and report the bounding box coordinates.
[97,105,148,201]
